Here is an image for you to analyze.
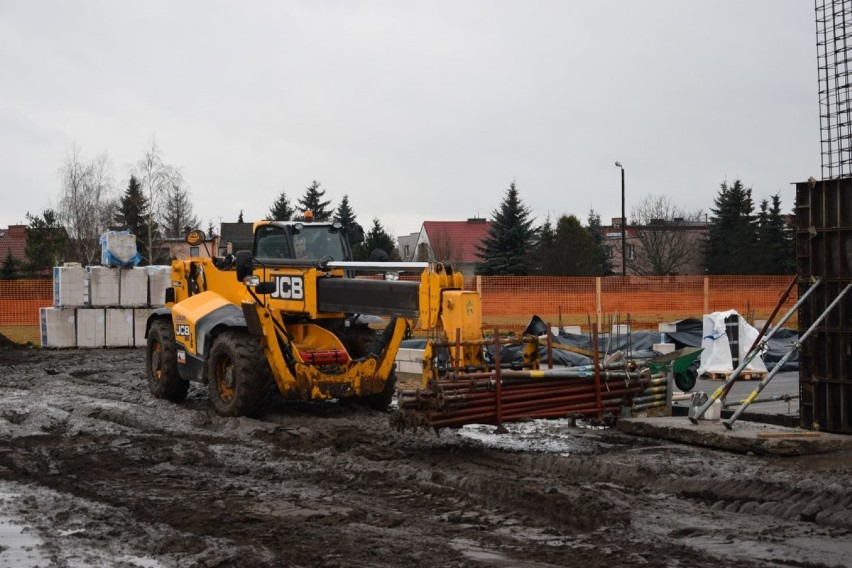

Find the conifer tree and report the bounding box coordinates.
[586,208,613,275]
[333,194,359,244]
[704,179,757,274]
[268,188,295,221]
[538,215,604,276]
[475,181,535,275]
[114,175,156,264]
[755,194,795,275]
[298,180,333,221]
[25,209,69,271]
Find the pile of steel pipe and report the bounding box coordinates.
[631,372,669,412]
[397,367,651,430]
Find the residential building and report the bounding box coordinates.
[399,218,491,276]
[603,217,708,276]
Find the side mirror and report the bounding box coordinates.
[349,223,365,244]
[235,250,253,281]
[370,248,390,262]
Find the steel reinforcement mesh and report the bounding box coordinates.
[0,276,798,344]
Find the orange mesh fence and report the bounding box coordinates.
[0,276,798,344]
[479,275,798,333]
[0,279,53,344]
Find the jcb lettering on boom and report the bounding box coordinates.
[271,276,304,300]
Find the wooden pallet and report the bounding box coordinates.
[704,370,768,381]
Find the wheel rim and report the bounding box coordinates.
[215,357,236,402]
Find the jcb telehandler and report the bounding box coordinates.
[144,218,484,416]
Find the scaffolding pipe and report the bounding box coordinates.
[690,277,823,423]
[722,282,852,429]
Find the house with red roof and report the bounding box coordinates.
[398,218,491,276]
[0,225,29,273]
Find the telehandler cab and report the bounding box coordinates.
[144,218,483,416]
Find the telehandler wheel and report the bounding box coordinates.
[365,373,397,412]
[206,332,272,417]
[146,319,189,402]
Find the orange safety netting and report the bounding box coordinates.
[0,280,53,344]
[0,276,798,344]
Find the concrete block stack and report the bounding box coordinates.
[41,263,172,348]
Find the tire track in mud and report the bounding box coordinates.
[2,348,851,567]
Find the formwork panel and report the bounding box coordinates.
[796,178,852,434]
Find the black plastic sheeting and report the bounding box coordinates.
[400,316,799,372]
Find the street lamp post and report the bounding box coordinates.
[615,161,626,277]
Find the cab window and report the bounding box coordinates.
[254,225,292,259]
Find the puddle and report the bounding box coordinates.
[457,418,602,455]
[0,490,49,568]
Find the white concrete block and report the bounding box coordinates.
[134,308,154,347]
[53,265,86,307]
[147,266,171,307]
[105,308,134,347]
[76,308,105,348]
[658,321,679,333]
[88,266,120,306]
[653,343,676,354]
[562,326,582,335]
[611,324,631,335]
[120,268,148,307]
[397,361,423,374]
[40,307,76,348]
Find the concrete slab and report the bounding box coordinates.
[617,416,852,456]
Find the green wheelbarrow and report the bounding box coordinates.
[648,346,703,392]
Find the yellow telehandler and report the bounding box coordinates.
[144,219,483,416]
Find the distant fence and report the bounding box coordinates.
[0,275,797,345]
[475,275,798,332]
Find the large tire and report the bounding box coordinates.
[365,373,397,412]
[206,332,272,417]
[146,319,189,402]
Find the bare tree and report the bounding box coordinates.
[629,195,703,276]
[427,228,463,265]
[162,179,198,238]
[133,138,183,262]
[57,144,116,265]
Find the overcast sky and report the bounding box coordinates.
[0,0,818,238]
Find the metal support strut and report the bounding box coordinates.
[689,277,823,424]
[722,282,851,429]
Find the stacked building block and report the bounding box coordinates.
[41,264,173,348]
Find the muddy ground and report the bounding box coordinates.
[1,346,851,567]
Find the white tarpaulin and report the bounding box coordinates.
[697,310,767,375]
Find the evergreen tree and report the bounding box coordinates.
[238,210,244,223]
[704,179,757,274]
[353,218,397,261]
[25,209,69,271]
[1,250,19,279]
[538,215,605,276]
[298,180,333,221]
[755,194,795,275]
[268,188,295,221]
[333,194,359,244]
[113,175,156,264]
[532,215,555,274]
[475,181,536,275]
[161,182,198,238]
[586,208,613,275]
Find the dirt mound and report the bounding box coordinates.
[0,332,22,349]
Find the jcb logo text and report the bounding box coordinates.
[271,276,304,300]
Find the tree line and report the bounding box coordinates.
[3,140,795,277]
[474,178,796,276]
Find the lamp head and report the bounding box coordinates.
[615,161,622,168]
